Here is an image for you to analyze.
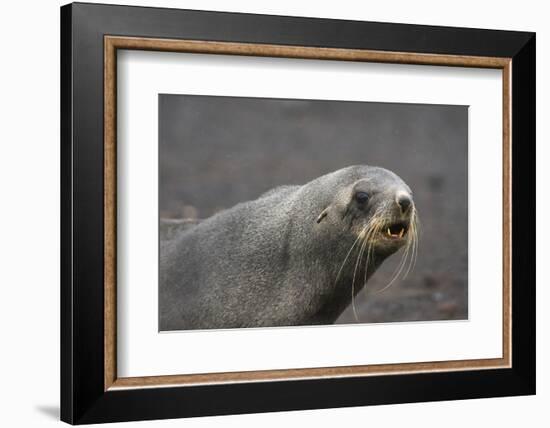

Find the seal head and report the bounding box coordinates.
[309,166,418,321]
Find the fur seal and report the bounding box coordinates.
[159,165,418,330]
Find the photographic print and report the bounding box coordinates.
[159,95,468,331]
[62,6,534,422]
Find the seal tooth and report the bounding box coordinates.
[387,227,391,236]
[399,228,404,238]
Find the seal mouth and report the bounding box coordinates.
[381,221,409,240]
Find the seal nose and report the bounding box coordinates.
[396,193,412,213]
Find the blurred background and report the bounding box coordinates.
[159,94,468,324]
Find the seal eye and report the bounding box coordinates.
[355,191,370,204]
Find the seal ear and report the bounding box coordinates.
[316,207,329,224]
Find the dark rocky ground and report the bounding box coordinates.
[159,94,468,324]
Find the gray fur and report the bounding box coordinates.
[159,165,413,331]
[160,218,201,242]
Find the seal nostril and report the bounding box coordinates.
[397,195,412,212]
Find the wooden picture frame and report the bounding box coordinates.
[61,2,535,424]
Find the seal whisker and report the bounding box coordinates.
[361,208,383,278]
[351,232,370,322]
[364,213,384,273]
[374,208,419,294]
[350,208,384,322]
[401,222,414,279]
[374,241,410,294]
[354,206,388,313]
[334,224,368,286]
[404,209,419,278]
[363,221,382,286]
[412,211,420,271]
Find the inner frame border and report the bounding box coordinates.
[103,35,512,391]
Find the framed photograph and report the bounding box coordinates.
[60,2,535,424]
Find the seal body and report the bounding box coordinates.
[160,165,416,330]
